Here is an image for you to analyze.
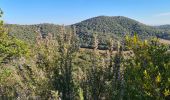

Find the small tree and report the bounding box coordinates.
[124,35,170,99]
[0,9,30,99]
[54,26,79,100]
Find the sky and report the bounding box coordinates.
[0,0,170,25]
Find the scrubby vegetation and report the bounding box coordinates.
[0,9,170,100]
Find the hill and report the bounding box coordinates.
[155,25,170,39]
[155,25,170,30]
[5,16,170,48]
[73,16,166,38]
[73,16,170,48]
[5,23,61,43]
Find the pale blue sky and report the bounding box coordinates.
[1,0,170,25]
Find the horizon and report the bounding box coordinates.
[1,0,170,25]
[3,15,170,26]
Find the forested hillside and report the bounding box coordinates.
[156,25,170,31]
[73,16,167,48]
[5,24,61,43]
[5,16,170,49]
[155,25,170,39]
[74,16,160,37]
[1,8,170,100]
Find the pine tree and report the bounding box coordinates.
[54,25,79,100]
[112,41,124,99]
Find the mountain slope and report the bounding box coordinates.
[155,25,170,30]
[73,16,169,48]
[73,16,163,38]
[155,25,170,39]
[5,24,61,43]
[4,16,170,48]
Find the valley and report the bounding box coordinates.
[1,1,170,99]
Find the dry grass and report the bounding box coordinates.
[159,39,170,45]
[79,48,133,58]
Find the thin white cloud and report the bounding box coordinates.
[156,12,170,17]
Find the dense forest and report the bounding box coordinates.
[5,16,170,49]
[0,9,170,100]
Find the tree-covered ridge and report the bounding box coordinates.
[156,25,170,30]
[5,16,170,49]
[4,16,170,40]
[74,16,166,39]
[155,25,170,39]
[5,24,61,43]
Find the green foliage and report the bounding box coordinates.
[53,26,80,100]
[78,88,84,100]
[5,16,170,49]
[156,25,170,39]
[5,24,61,44]
[124,35,170,99]
[74,16,170,47]
[1,9,170,99]
[0,9,32,99]
[0,13,29,63]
